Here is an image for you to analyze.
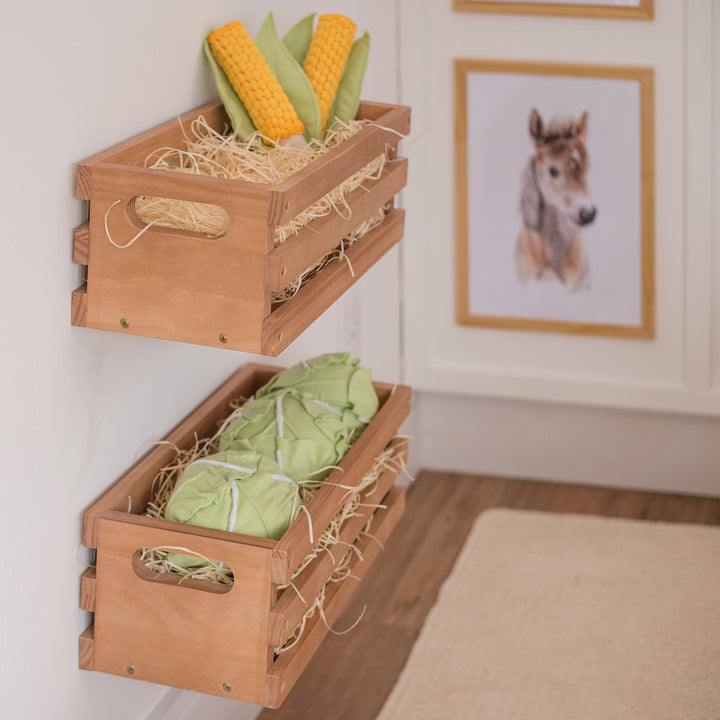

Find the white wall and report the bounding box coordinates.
[399,0,720,496]
[0,2,397,718]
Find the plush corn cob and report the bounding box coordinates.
[303,14,357,131]
[208,21,305,141]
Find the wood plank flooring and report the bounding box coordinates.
[258,471,720,720]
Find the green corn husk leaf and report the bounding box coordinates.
[256,12,321,141]
[203,35,257,139]
[327,31,370,130]
[282,12,316,66]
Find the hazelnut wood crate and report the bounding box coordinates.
[71,100,410,356]
[78,362,411,708]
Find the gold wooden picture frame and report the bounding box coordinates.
[453,0,653,19]
[455,59,654,338]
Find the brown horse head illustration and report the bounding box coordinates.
[516,109,597,291]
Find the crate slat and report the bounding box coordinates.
[261,208,405,356]
[73,223,90,265]
[80,567,97,612]
[268,104,411,227]
[357,100,409,123]
[264,485,406,708]
[267,445,405,647]
[71,286,88,327]
[79,624,95,670]
[265,158,408,291]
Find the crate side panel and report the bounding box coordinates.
[85,165,271,351]
[93,516,273,704]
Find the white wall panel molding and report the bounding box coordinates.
[400,0,720,417]
[418,359,720,418]
[405,388,720,498]
[712,2,720,387]
[684,0,714,389]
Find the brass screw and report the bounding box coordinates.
[277,332,283,343]
[284,201,289,210]
[120,318,130,329]
[222,683,232,693]
[218,333,228,344]
[126,665,136,676]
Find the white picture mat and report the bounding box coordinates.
[466,71,642,326]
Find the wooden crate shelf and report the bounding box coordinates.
[79,363,411,708]
[71,101,411,355]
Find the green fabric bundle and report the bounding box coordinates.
[256,353,379,431]
[218,389,351,483]
[165,450,297,567]
[163,354,379,551]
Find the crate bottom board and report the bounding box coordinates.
[79,485,406,708]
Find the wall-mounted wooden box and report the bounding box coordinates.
[79,363,411,708]
[71,100,410,356]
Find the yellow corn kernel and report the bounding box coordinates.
[303,14,357,131]
[208,21,305,141]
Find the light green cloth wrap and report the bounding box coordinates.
[256,353,379,429]
[165,450,297,567]
[218,389,351,483]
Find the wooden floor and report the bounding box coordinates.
[258,471,720,720]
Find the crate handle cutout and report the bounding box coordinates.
[103,196,231,249]
[131,195,231,239]
[131,548,233,595]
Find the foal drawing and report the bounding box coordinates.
[515,108,597,292]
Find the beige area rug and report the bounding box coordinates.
[378,509,720,720]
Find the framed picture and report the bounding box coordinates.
[453,0,653,19]
[455,59,654,338]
